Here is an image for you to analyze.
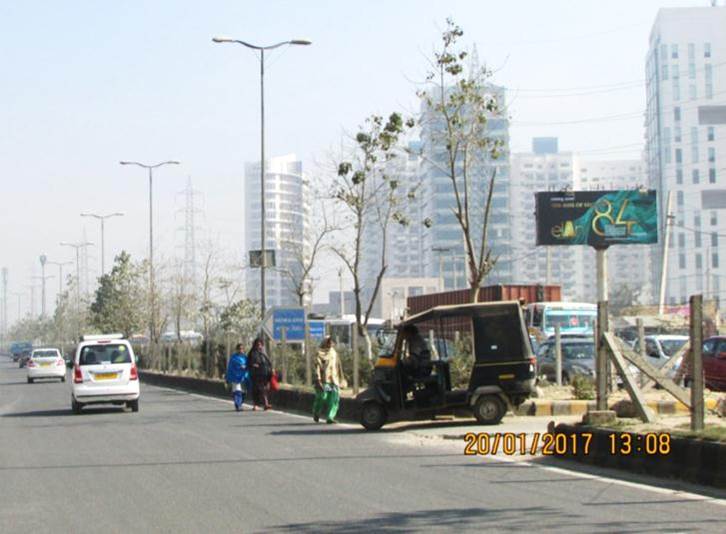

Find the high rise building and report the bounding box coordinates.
[646,4,726,305]
[245,154,311,308]
[510,138,579,299]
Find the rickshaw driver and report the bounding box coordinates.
[400,325,433,382]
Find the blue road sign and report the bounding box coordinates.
[272,308,306,342]
[308,320,325,341]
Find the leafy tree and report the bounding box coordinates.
[418,18,506,302]
[218,298,260,348]
[90,251,146,338]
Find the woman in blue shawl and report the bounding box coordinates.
[225,344,250,411]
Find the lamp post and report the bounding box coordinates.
[81,212,124,275]
[39,254,48,316]
[432,247,452,291]
[33,273,54,318]
[119,160,179,343]
[60,241,94,315]
[47,260,73,296]
[212,35,311,318]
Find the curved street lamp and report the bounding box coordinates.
[81,212,125,275]
[212,36,311,318]
[119,160,179,343]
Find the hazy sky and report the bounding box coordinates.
[0,0,711,321]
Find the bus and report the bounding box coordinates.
[524,302,597,339]
[325,316,386,346]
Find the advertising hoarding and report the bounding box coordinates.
[535,190,657,247]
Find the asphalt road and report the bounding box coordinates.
[1,355,725,533]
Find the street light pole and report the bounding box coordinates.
[47,261,73,297]
[33,274,54,318]
[213,35,311,318]
[81,212,124,275]
[60,241,94,323]
[39,254,47,316]
[119,161,179,343]
[432,247,451,292]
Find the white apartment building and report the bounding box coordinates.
[510,138,579,299]
[245,154,311,308]
[510,139,653,303]
[646,5,726,305]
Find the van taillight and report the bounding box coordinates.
[130,364,138,380]
[73,365,83,383]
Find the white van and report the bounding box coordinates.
[71,334,140,414]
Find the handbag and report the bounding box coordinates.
[269,370,280,392]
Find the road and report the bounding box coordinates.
[1,355,724,533]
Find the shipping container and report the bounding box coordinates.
[406,284,561,317]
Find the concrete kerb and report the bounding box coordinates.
[140,370,720,428]
[516,398,719,417]
[553,423,726,489]
[139,370,361,422]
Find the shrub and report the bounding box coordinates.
[572,375,595,400]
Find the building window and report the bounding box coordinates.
[705,42,711,58]
[692,169,700,184]
[712,232,718,247]
[674,107,681,122]
[710,168,717,183]
[696,254,702,270]
[688,43,695,60]
[678,233,685,248]
[692,146,699,163]
[708,147,716,163]
[679,254,686,269]
[673,79,680,101]
[676,168,683,184]
[695,231,702,248]
[677,190,684,206]
[675,148,682,163]
[695,214,701,227]
[671,44,678,59]
[661,64,669,80]
[714,253,719,269]
[674,125,682,142]
[689,84,697,100]
[711,211,718,226]
[708,127,715,142]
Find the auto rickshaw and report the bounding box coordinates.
[357,301,536,430]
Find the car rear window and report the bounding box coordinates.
[79,344,132,366]
[33,350,59,358]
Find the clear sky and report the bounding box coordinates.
[0,0,711,321]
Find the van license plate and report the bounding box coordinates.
[95,373,118,380]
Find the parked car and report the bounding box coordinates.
[536,338,595,384]
[682,336,726,391]
[26,348,66,383]
[644,334,688,379]
[71,334,140,414]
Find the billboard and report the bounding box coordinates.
[536,190,657,247]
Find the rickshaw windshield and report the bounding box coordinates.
[376,330,398,358]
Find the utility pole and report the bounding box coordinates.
[39,255,47,317]
[47,261,73,296]
[120,160,180,344]
[1,268,7,347]
[60,241,94,328]
[545,247,552,285]
[338,268,345,317]
[81,212,124,275]
[33,274,54,318]
[26,284,37,318]
[432,247,451,292]
[658,191,674,315]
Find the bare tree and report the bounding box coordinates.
[418,18,506,302]
[280,204,337,307]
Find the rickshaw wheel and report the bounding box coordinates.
[473,395,505,425]
[360,402,387,431]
